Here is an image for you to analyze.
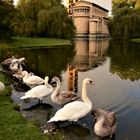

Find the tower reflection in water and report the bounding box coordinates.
[67,39,109,94]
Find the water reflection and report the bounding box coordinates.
[72,40,109,71]
[108,41,140,81]
[1,39,140,140]
[0,46,76,77]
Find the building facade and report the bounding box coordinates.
[67,0,109,38]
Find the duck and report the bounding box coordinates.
[20,76,53,103]
[50,76,79,105]
[92,108,117,138]
[0,81,5,92]
[44,78,93,133]
[22,71,45,88]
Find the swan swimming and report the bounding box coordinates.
[50,76,79,105]
[22,71,44,88]
[20,76,53,103]
[44,78,93,133]
[92,108,117,138]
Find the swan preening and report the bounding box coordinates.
[1,56,117,137]
[1,56,25,73]
[44,78,93,133]
[10,59,23,72]
[50,76,79,105]
[0,81,5,92]
[92,108,117,138]
[22,71,45,88]
[20,76,53,103]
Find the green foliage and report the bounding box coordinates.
[108,5,140,40]
[0,0,15,42]
[12,0,75,39]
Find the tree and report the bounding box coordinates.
[11,0,75,39]
[108,1,140,40]
[0,0,15,42]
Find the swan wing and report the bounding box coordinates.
[24,76,44,85]
[48,101,90,122]
[20,85,53,99]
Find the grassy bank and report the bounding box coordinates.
[131,38,140,43]
[10,37,71,48]
[0,73,64,140]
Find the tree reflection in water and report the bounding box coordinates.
[108,41,140,81]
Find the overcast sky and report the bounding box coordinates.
[14,0,112,14]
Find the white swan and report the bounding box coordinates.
[22,71,45,88]
[1,56,15,65]
[20,76,53,103]
[47,78,93,123]
[50,76,79,105]
[0,81,5,92]
[2,56,25,67]
[9,59,23,72]
[92,108,117,138]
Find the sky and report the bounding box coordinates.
[14,0,112,14]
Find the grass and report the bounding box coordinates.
[0,73,64,140]
[131,38,140,43]
[9,37,71,48]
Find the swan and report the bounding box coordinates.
[1,56,15,66]
[50,76,79,105]
[9,59,23,72]
[92,108,117,138]
[46,78,92,125]
[13,70,34,80]
[1,56,25,66]
[0,81,5,92]
[20,76,53,103]
[22,71,45,88]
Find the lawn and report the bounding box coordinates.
[10,37,71,48]
[131,38,140,43]
[0,73,63,140]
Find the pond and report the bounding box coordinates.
[0,39,140,140]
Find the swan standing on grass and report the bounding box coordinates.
[92,108,117,138]
[44,78,93,133]
[20,76,53,103]
[50,76,79,105]
[22,71,45,88]
[0,81,5,92]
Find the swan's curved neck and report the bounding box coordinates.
[23,72,29,80]
[51,80,61,98]
[82,82,92,109]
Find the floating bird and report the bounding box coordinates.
[20,76,53,103]
[44,78,93,133]
[92,108,117,138]
[0,81,5,92]
[22,71,44,88]
[50,76,79,105]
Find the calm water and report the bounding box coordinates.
[0,40,140,140]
